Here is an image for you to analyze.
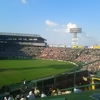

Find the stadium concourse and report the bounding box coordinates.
[0,32,100,100]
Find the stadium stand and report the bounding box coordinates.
[0,32,100,100]
[37,47,100,73]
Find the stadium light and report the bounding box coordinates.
[70,28,82,46]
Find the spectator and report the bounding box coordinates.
[74,88,82,93]
[4,97,8,100]
[20,95,26,100]
[41,92,46,97]
[56,88,62,95]
[8,95,14,100]
[15,94,21,100]
[34,87,40,98]
[27,91,35,99]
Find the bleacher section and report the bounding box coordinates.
[38,47,100,73]
[0,45,45,58]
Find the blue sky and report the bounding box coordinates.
[0,0,100,46]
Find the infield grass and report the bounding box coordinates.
[0,59,76,88]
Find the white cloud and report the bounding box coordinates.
[53,22,77,33]
[66,23,77,33]
[46,28,49,31]
[21,0,28,3]
[45,20,58,27]
[53,29,64,32]
[77,33,100,46]
[97,39,100,41]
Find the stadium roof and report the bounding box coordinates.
[0,32,41,37]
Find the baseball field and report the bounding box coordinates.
[0,59,76,88]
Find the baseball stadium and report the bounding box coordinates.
[0,32,100,100]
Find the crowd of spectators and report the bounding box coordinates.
[3,86,72,100]
[37,47,81,61]
[82,61,100,73]
[73,49,100,63]
[0,45,44,58]
[37,47,100,73]
[3,88,39,100]
[73,49,100,73]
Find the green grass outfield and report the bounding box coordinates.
[0,59,76,88]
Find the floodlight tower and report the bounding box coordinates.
[70,28,82,47]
